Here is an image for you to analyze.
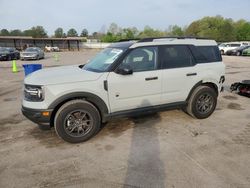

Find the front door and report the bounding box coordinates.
[107,46,162,113]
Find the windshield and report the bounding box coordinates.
[0,47,9,53]
[83,48,124,72]
[25,48,38,52]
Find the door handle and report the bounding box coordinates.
[145,77,158,81]
[186,73,197,76]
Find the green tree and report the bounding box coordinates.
[108,23,120,35]
[9,29,23,36]
[32,26,48,38]
[167,25,184,36]
[80,28,88,37]
[54,27,64,38]
[185,16,236,41]
[139,26,165,38]
[0,29,10,36]
[23,29,33,36]
[67,28,78,37]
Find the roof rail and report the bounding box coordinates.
[138,36,210,43]
[118,38,140,42]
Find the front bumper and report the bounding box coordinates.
[21,56,37,60]
[0,55,8,60]
[21,106,53,125]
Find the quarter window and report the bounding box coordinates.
[160,45,194,69]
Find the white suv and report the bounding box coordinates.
[22,37,225,143]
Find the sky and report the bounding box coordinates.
[0,0,250,35]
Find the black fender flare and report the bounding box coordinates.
[49,92,109,122]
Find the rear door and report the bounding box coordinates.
[159,45,199,104]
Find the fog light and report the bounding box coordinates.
[42,111,50,116]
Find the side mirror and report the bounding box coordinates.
[116,65,133,75]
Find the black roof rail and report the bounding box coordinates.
[138,36,211,43]
[118,38,140,42]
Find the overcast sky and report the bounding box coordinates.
[0,0,249,35]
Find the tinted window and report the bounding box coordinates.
[190,46,222,63]
[121,46,158,72]
[160,45,194,69]
[230,44,241,47]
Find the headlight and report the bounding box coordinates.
[24,85,44,102]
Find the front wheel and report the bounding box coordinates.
[186,86,217,119]
[54,99,101,143]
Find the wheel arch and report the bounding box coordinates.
[186,80,219,102]
[49,92,109,126]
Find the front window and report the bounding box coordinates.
[83,48,124,72]
[120,46,158,72]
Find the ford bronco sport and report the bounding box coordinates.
[22,37,225,143]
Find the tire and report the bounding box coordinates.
[36,55,39,60]
[236,51,241,56]
[186,86,217,119]
[7,56,11,61]
[54,99,101,143]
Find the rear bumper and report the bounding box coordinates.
[21,106,53,125]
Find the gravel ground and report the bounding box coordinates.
[0,51,250,188]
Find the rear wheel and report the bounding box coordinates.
[54,99,101,143]
[236,51,241,56]
[186,86,217,119]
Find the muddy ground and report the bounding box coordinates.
[0,52,250,188]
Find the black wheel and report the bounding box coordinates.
[54,99,101,143]
[236,51,241,56]
[186,86,217,119]
[7,56,11,61]
[36,55,39,60]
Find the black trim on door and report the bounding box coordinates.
[105,101,187,119]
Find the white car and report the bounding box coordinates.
[22,37,225,143]
[45,45,60,52]
[219,42,250,55]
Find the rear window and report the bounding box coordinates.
[190,45,222,63]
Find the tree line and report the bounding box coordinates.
[0,26,89,38]
[1,16,250,42]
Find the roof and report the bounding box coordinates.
[108,41,136,49]
[131,38,217,48]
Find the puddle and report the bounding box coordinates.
[0,114,26,126]
[3,97,17,102]
[28,127,67,149]
[223,95,238,100]
[227,103,244,110]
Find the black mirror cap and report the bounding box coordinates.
[116,65,133,75]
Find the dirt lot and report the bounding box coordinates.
[0,51,250,188]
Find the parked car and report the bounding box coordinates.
[242,48,250,56]
[219,42,250,55]
[219,43,241,55]
[22,37,225,143]
[45,45,60,52]
[20,47,45,60]
[0,47,20,61]
[226,45,250,56]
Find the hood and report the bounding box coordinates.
[0,52,9,55]
[22,52,38,55]
[24,65,103,85]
